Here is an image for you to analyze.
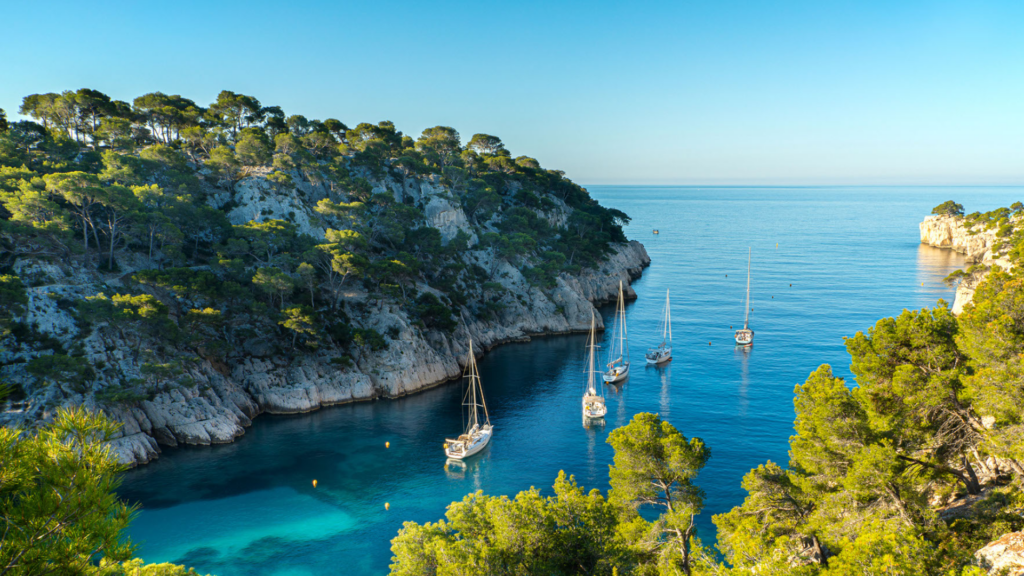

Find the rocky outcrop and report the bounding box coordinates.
[1,239,649,467]
[220,173,326,237]
[920,215,1012,314]
[0,159,651,467]
[976,532,1024,575]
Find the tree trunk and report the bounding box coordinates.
[81,217,90,265]
[962,454,982,493]
[108,220,117,270]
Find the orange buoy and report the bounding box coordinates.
[708,342,711,346]
[385,502,390,511]
[312,479,318,488]
[385,441,390,448]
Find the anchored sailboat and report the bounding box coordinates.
[603,281,631,383]
[583,312,608,420]
[444,339,493,460]
[735,248,754,346]
[646,289,673,364]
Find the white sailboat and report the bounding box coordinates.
[603,281,630,383]
[583,312,608,420]
[735,248,754,346]
[645,289,673,364]
[444,339,493,460]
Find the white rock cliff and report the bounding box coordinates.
[919,214,1012,314]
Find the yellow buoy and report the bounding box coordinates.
[385,502,390,511]
[444,443,448,449]
[312,479,318,488]
[385,441,390,448]
[776,243,778,248]
[921,283,924,286]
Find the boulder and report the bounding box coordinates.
[976,532,1024,575]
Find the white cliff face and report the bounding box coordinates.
[920,215,1013,314]
[225,176,326,238]
[975,532,1024,575]
[424,196,477,245]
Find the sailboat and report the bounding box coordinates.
[603,281,630,383]
[735,248,754,346]
[645,289,673,364]
[444,339,493,460]
[583,312,608,420]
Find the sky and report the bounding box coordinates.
[1,0,1022,185]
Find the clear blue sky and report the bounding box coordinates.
[1,0,1021,185]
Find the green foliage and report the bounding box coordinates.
[280,305,319,347]
[352,327,387,350]
[26,353,94,387]
[413,293,457,332]
[391,414,711,576]
[932,200,965,217]
[390,472,629,576]
[0,407,136,574]
[0,274,28,326]
[252,266,294,307]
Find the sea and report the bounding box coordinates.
[119,186,1022,576]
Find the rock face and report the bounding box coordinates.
[919,215,1012,314]
[2,242,649,468]
[976,532,1024,575]
[0,163,651,467]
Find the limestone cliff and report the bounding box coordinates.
[919,214,1012,314]
[0,169,649,467]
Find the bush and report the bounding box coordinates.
[414,293,458,333]
[352,327,387,350]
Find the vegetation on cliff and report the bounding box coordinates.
[0,89,629,412]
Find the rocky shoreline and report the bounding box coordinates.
[919,214,1010,314]
[4,238,649,467]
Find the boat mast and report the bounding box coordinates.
[619,281,629,360]
[587,312,599,396]
[744,247,751,330]
[466,339,484,431]
[665,289,672,345]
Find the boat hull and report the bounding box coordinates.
[445,426,493,460]
[645,348,672,364]
[603,363,630,383]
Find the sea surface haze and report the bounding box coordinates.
[119,186,1019,576]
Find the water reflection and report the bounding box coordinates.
[916,244,967,303]
[734,346,751,417]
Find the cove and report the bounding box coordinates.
[120,186,1020,576]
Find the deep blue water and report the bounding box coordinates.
[119,186,1021,576]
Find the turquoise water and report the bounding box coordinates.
[120,186,1021,576]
